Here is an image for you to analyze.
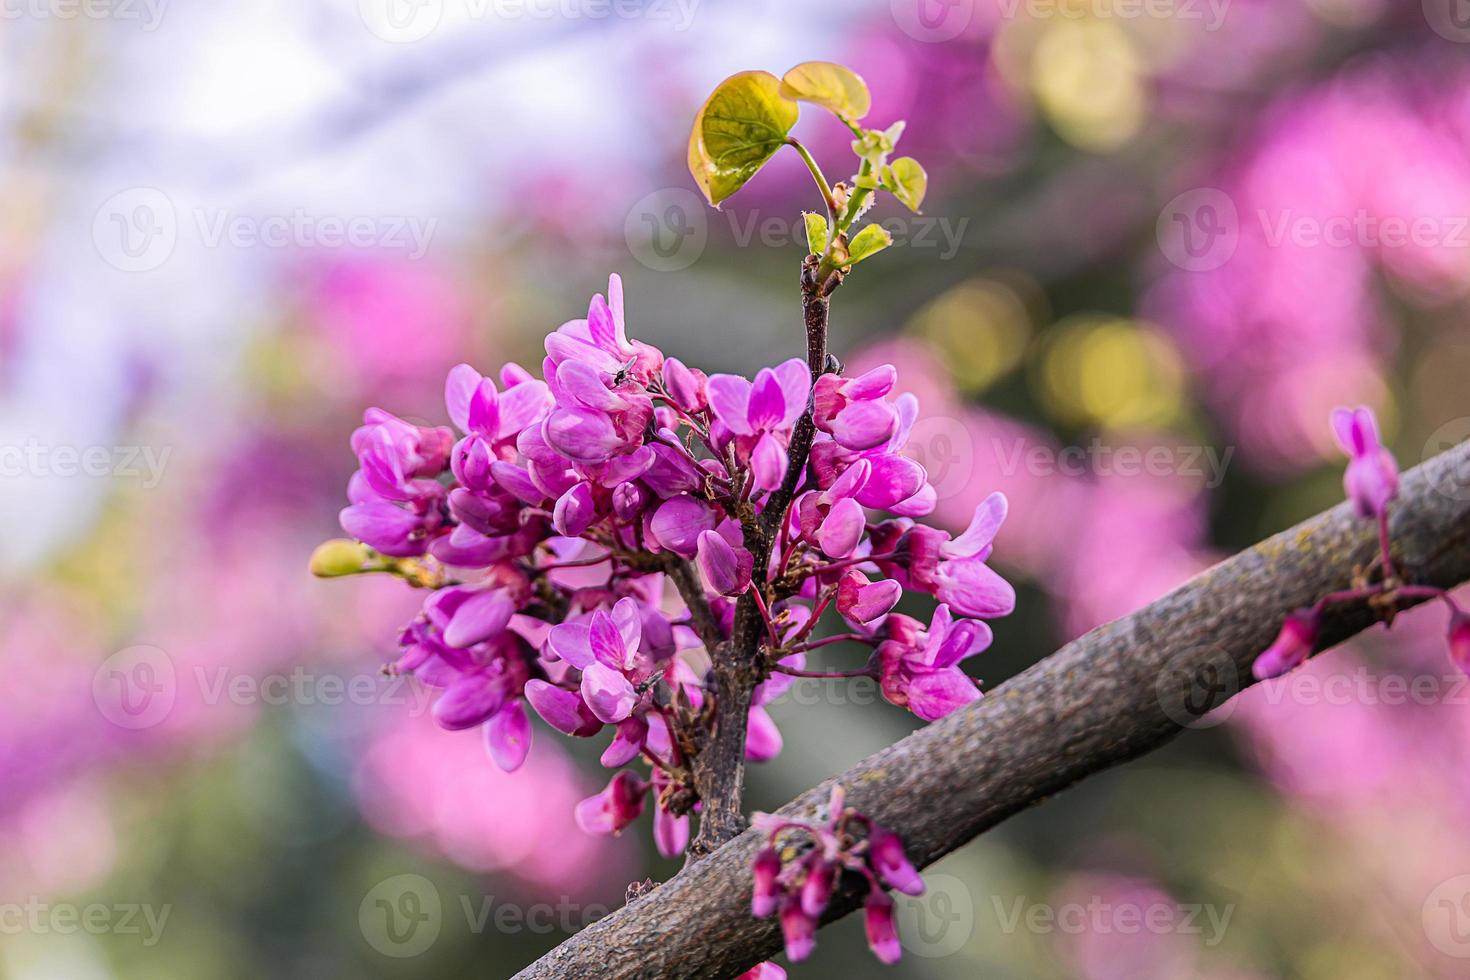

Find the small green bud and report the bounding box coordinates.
[310,539,374,578]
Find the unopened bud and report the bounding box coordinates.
[309,538,373,578]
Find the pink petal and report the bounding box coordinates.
[751,432,789,492]
[772,357,811,429]
[707,374,754,435]
[433,670,505,730]
[747,367,788,431]
[580,662,637,723]
[524,679,602,736]
[907,668,982,721]
[483,700,531,772]
[546,622,596,669]
[650,496,718,558]
[444,363,483,433]
[943,491,1007,559]
[936,559,1016,618]
[442,589,514,648]
[831,400,897,451]
[543,408,623,463]
[553,481,598,537]
[817,498,865,558]
[744,705,783,762]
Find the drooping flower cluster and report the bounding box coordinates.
[322,273,1014,877]
[749,785,921,965]
[1253,405,1467,680]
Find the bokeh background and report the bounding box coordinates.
[6,1,1470,977]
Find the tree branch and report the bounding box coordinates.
[515,437,1470,979]
[686,257,841,858]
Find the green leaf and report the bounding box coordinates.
[851,120,907,168]
[846,223,892,264]
[803,212,829,255]
[885,157,928,212]
[688,71,800,206]
[779,61,871,120]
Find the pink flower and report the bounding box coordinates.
[864,889,902,964]
[1450,613,1470,676]
[574,770,648,836]
[878,605,991,721]
[837,569,902,625]
[708,358,810,491]
[547,598,651,724]
[814,364,900,450]
[1331,406,1398,519]
[1252,608,1319,680]
[696,528,754,596]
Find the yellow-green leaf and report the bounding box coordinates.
[778,61,871,120]
[688,71,800,206]
[803,212,829,255]
[847,223,892,264]
[886,157,928,212]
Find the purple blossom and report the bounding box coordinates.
[1252,608,1319,680]
[325,273,1016,894]
[1331,405,1399,519]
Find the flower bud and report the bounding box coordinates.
[752,846,783,918]
[1252,608,1319,680]
[864,889,902,964]
[869,827,924,896]
[799,857,834,919]
[779,895,817,962]
[573,770,648,836]
[309,538,374,577]
[696,529,753,597]
[1449,612,1470,677]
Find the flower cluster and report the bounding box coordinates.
[749,785,921,965]
[321,273,1012,888]
[1253,405,1467,680]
